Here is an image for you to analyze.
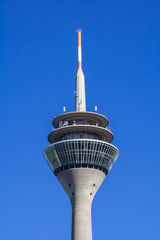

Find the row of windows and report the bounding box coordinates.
[54,141,116,156]
[54,152,114,169]
[44,140,119,172]
[60,132,100,141]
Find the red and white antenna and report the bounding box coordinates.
[77,28,82,69]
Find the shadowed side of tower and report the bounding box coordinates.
[43,30,119,240]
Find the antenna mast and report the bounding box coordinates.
[75,29,86,112]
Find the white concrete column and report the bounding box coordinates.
[71,195,92,240]
[57,168,106,240]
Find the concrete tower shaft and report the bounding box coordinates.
[57,168,105,240]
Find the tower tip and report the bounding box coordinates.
[76,28,82,32]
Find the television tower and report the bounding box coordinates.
[43,30,119,240]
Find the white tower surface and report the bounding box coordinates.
[75,29,86,112]
[43,30,119,240]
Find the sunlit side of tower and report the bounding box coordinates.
[43,30,119,240]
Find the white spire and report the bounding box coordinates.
[75,29,86,112]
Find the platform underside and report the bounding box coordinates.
[54,163,108,175]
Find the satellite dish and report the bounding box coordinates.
[64,121,68,126]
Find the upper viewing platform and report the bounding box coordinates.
[52,111,109,128]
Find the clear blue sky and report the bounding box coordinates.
[0,0,160,239]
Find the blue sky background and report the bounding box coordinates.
[0,0,160,239]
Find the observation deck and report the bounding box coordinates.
[52,111,109,128]
[44,139,119,176]
[43,111,119,176]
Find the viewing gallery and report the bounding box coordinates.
[44,139,119,175]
